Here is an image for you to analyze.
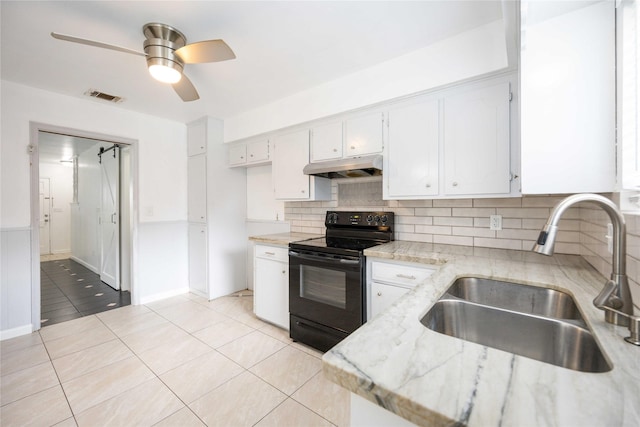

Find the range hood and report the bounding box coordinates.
[303,154,383,179]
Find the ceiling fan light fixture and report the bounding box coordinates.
[148,63,182,84]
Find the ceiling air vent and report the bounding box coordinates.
[84,89,124,103]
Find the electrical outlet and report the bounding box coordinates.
[490,215,503,231]
[606,223,613,254]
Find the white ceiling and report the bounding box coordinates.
[1,1,503,125]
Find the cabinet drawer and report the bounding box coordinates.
[255,244,288,263]
[371,261,435,288]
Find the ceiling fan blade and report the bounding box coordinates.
[174,39,236,64]
[173,73,200,102]
[51,32,146,57]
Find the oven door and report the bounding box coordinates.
[288,249,364,334]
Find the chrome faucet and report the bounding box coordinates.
[532,194,635,330]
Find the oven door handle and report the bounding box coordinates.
[289,251,360,265]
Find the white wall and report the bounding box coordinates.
[0,80,188,335]
[39,160,73,254]
[224,20,509,142]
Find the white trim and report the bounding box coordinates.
[139,287,189,305]
[1,324,34,341]
[29,122,140,328]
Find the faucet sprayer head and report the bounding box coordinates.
[532,224,558,256]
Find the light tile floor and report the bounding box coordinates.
[0,291,350,427]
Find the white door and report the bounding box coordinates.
[100,146,120,290]
[39,178,51,254]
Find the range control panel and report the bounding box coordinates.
[325,211,394,227]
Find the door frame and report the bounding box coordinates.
[29,122,139,330]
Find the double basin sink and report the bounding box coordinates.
[421,277,612,373]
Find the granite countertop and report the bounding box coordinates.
[323,241,640,427]
[248,232,323,246]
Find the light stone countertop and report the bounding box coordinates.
[323,241,640,427]
[248,232,323,246]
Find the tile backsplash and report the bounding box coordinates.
[284,179,640,307]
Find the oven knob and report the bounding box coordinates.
[367,215,373,222]
[381,215,388,223]
[374,215,380,223]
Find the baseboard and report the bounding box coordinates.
[50,249,71,255]
[139,287,189,305]
[1,324,34,341]
[69,256,99,274]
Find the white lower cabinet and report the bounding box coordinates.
[254,244,289,329]
[188,223,208,297]
[368,260,436,320]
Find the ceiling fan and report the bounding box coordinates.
[51,22,236,102]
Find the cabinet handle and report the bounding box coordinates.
[426,183,431,188]
[350,145,355,150]
[264,251,276,256]
[452,182,458,187]
[240,156,244,159]
[377,292,382,296]
[250,154,254,157]
[301,190,306,194]
[282,270,286,274]
[396,274,416,280]
[333,148,337,152]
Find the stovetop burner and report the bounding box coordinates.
[290,211,394,255]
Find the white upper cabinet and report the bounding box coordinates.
[385,99,440,198]
[228,143,247,166]
[272,129,331,201]
[247,139,270,163]
[443,81,511,196]
[187,120,207,156]
[384,75,515,200]
[520,1,615,194]
[311,121,343,162]
[344,111,385,157]
[228,139,270,167]
[187,154,207,223]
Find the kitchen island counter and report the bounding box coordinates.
[323,241,640,426]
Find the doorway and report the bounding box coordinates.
[30,123,137,329]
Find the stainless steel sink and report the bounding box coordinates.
[421,278,612,373]
[446,277,583,321]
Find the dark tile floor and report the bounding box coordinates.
[41,259,130,327]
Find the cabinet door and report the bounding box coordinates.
[188,224,208,296]
[311,121,343,161]
[272,130,311,200]
[344,111,384,157]
[254,257,289,329]
[443,82,511,195]
[229,143,247,166]
[187,155,207,223]
[247,139,269,163]
[187,120,206,156]
[386,100,439,198]
[370,282,411,319]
